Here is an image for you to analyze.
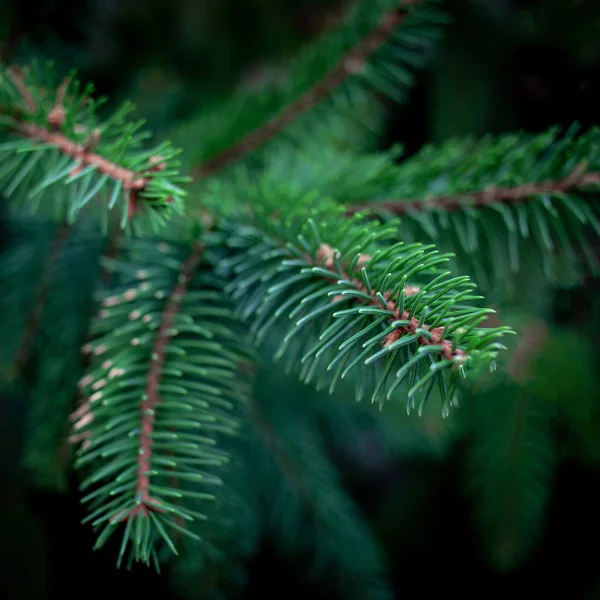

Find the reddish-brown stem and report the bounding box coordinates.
[193,0,421,178]
[11,223,71,374]
[15,122,147,190]
[346,167,600,216]
[114,244,204,522]
[3,67,170,216]
[316,244,465,362]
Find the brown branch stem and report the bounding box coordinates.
[193,0,421,178]
[346,168,600,217]
[3,67,170,217]
[114,243,204,522]
[15,122,147,190]
[316,244,465,363]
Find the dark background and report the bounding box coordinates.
[1,1,600,598]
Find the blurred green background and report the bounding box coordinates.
[1,1,600,598]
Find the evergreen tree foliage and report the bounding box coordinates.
[1,0,600,597]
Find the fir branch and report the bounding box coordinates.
[219,199,511,413]
[177,0,444,177]
[0,65,188,229]
[342,127,600,291]
[250,393,392,599]
[72,239,250,567]
[194,1,421,178]
[0,219,65,376]
[466,386,555,570]
[247,394,311,501]
[346,163,600,215]
[122,243,204,522]
[315,243,465,363]
[15,120,148,190]
[22,223,104,490]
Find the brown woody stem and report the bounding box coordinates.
[346,167,600,216]
[316,244,465,362]
[3,67,170,217]
[113,243,203,522]
[194,0,421,178]
[15,122,147,190]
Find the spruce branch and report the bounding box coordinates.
[466,386,555,570]
[179,0,444,177]
[194,1,422,178]
[316,242,465,364]
[0,65,188,230]
[0,219,65,376]
[120,243,204,522]
[343,127,600,290]
[20,223,104,490]
[249,393,392,599]
[218,198,511,413]
[345,163,600,215]
[72,239,250,567]
[247,393,311,502]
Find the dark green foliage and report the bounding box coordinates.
[249,390,392,600]
[3,0,600,595]
[23,223,104,490]
[167,431,261,599]
[464,383,556,570]
[0,64,188,232]
[174,0,447,173]
[356,126,600,293]
[0,218,58,375]
[218,198,510,413]
[73,239,252,566]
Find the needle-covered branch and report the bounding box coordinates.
[217,199,511,414]
[180,0,445,177]
[71,239,252,567]
[0,65,188,231]
[341,126,600,290]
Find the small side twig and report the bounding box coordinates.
[112,243,204,523]
[193,0,421,178]
[3,69,170,217]
[316,243,466,363]
[346,165,600,217]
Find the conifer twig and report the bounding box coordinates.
[3,68,171,217]
[345,164,600,216]
[193,0,422,178]
[112,243,203,523]
[15,124,149,190]
[316,243,466,362]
